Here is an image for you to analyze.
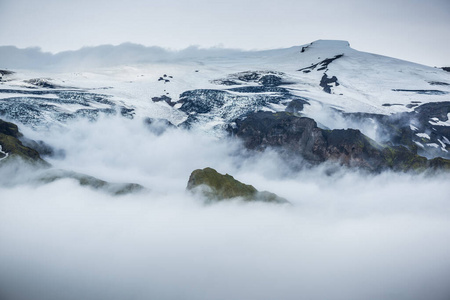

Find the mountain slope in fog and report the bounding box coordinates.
[0,40,449,162]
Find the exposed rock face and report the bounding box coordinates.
[187,167,288,204]
[320,74,340,94]
[342,101,450,160]
[0,119,48,165]
[229,112,325,163]
[298,54,344,72]
[177,86,306,129]
[24,78,63,89]
[229,112,450,172]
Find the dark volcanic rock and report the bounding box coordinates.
[177,87,305,129]
[320,74,339,94]
[414,102,450,122]
[187,167,288,203]
[285,99,309,113]
[392,89,447,95]
[0,70,14,76]
[228,86,287,94]
[120,107,135,119]
[258,75,282,87]
[229,111,450,172]
[0,70,14,82]
[24,78,62,89]
[179,89,227,114]
[237,72,260,82]
[429,81,450,86]
[151,95,173,106]
[211,79,241,86]
[298,54,343,72]
[441,67,450,72]
[229,112,325,163]
[341,101,450,160]
[215,71,287,86]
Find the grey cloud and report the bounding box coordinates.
[0,43,245,70]
[1,116,450,300]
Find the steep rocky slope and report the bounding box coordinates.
[228,112,450,172]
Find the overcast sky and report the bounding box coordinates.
[0,0,449,66]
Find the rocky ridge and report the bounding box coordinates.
[228,112,450,172]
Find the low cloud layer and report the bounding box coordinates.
[1,116,450,300]
[0,43,245,70]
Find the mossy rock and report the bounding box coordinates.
[428,157,450,170]
[381,146,428,171]
[0,119,49,166]
[38,169,145,195]
[187,167,289,204]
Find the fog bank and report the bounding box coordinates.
[0,43,245,70]
[1,116,450,300]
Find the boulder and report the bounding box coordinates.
[187,167,288,204]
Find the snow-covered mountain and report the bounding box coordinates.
[2,41,450,300]
[1,40,449,160]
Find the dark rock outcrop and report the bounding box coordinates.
[0,70,14,82]
[298,54,344,72]
[187,167,288,204]
[258,75,282,87]
[0,119,48,165]
[38,169,144,196]
[285,99,309,113]
[177,87,307,129]
[392,89,447,95]
[24,78,62,89]
[320,74,339,93]
[152,95,174,106]
[341,101,450,159]
[228,111,450,172]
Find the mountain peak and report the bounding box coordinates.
[309,40,351,48]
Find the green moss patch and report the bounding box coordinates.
[187,167,288,204]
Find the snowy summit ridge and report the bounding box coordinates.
[0,40,449,160]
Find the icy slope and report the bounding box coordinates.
[0,40,449,157]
